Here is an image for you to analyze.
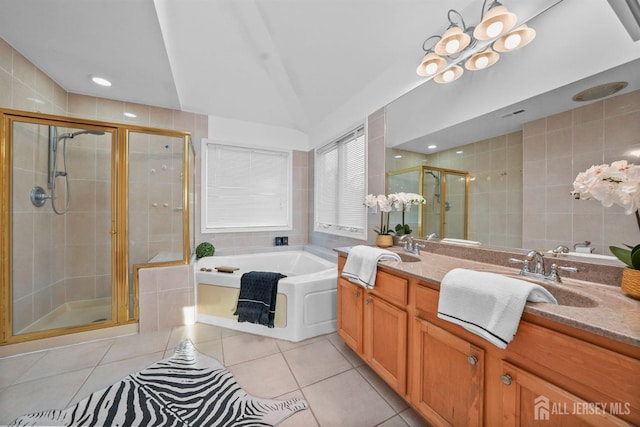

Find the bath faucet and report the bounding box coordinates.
[508,249,578,283]
[399,235,425,255]
[425,233,439,241]
[551,245,569,257]
[525,250,545,275]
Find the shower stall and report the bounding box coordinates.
[1,110,192,345]
[387,165,469,239]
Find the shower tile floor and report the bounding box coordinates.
[18,298,112,335]
[0,323,428,427]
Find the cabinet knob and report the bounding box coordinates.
[365,299,371,305]
[467,355,477,366]
[500,374,512,386]
[353,291,361,297]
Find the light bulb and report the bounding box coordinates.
[504,33,522,50]
[425,62,438,75]
[486,21,503,38]
[445,39,460,54]
[442,70,455,82]
[475,56,489,69]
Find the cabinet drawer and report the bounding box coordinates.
[373,270,408,306]
[414,283,439,318]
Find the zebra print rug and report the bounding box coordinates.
[10,339,308,426]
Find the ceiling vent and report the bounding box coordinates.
[607,0,640,41]
[500,109,525,119]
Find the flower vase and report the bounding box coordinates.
[621,268,640,300]
[376,234,393,248]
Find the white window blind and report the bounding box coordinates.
[201,142,292,233]
[315,125,366,239]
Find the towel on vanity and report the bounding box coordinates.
[342,245,401,288]
[437,268,557,349]
[234,271,286,328]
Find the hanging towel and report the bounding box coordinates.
[234,271,286,328]
[437,268,557,349]
[341,245,401,288]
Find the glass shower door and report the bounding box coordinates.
[11,120,114,335]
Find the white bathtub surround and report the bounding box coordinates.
[195,250,337,342]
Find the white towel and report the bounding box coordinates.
[342,245,401,288]
[437,268,557,349]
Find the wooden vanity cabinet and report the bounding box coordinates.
[412,318,484,426]
[337,258,408,395]
[336,254,639,426]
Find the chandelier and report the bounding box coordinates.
[416,0,536,84]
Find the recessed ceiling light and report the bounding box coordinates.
[572,81,627,102]
[90,75,112,87]
[394,155,403,159]
[456,150,464,154]
[124,112,137,118]
[428,145,437,149]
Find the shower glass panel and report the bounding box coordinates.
[11,120,114,335]
[423,169,441,238]
[128,131,186,264]
[442,172,468,240]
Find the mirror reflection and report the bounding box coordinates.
[385,59,640,256]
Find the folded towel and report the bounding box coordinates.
[437,268,557,349]
[234,271,286,328]
[341,245,401,288]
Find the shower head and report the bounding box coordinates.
[58,129,105,140]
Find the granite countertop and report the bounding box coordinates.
[336,246,640,348]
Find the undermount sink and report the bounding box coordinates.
[503,274,599,308]
[395,252,421,262]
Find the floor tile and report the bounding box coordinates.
[69,351,165,406]
[377,415,410,426]
[277,390,319,427]
[222,333,280,365]
[167,323,223,348]
[283,339,352,387]
[228,353,298,398]
[398,407,430,427]
[276,334,328,352]
[327,333,365,367]
[357,364,408,413]
[302,369,396,427]
[0,368,93,426]
[0,351,45,390]
[15,339,112,384]
[100,328,170,364]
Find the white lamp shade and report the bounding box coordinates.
[493,24,536,52]
[473,5,517,40]
[434,65,464,84]
[435,27,471,56]
[416,52,447,76]
[465,47,500,71]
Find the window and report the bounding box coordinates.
[201,141,292,233]
[315,125,367,239]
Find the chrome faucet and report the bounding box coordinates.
[425,232,439,241]
[508,249,578,283]
[399,235,425,255]
[525,250,545,275]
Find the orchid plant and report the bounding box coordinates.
[572,160,640,268]
[390,192,426,235]
[364,192,426,235]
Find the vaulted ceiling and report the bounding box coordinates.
[1,0,639,150]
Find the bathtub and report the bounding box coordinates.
[194,250,337,342]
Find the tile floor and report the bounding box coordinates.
[0,323,429,427]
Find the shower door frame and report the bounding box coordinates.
[386,165,470,239]
[0,109,192,345]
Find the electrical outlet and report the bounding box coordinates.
[275,237,283,246]
[282,236,288,245]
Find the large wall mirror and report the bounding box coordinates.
[384,57,640,256]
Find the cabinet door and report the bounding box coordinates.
[364,293,407,394]
[337,278,364,354]
[412,318,484,427]
[500,361,632,427]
